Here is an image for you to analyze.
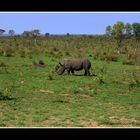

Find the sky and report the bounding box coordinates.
[1,12,140,35]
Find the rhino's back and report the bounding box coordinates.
[63,58,89,70]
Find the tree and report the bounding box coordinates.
[45,33,50,36]
[0,29,5,35]
[8,30,15,36]
[22,31,33,37]
[105,25,112,36]
[112,21,125,48]
[66,33,70,36]
[32,29,40,37]
[132,22,140,40]
[22,31,29,37]
[125,23,132,38]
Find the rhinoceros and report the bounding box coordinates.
[56,58,92,76]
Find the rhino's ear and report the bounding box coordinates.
[59,62,63,66]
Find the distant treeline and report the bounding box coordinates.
[1,21,140,48]
[106,21,140,47]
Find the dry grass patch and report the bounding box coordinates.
[109,116,140,127]
[39,89,54,94]
[78,119,106,127]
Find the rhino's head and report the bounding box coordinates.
[56,62,65,75]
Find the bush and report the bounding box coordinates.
[93,49,101,59]
[132,70,140,86]
[39,60,45,65]
[28,51,33,59]
[129,69,140,90]
[47,70,54,80]
[47,74,53,80]
[0,89,13,100]
[100,51,119,62]
[73,88,80,94]
[0,46,4,56]
[50,51,63,58]
[97,74,105,84]
[52,47,59,52]
[0,61,6,67]
[122,59,135,65]
[3,46,15,57]
[0,61,8,73]
[127,49,140,65]
[65,51,71,56]
[95,63,107,84]
[19,49,26,58]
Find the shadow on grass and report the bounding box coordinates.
[52,99,70,103]
[73,74,97,77]
[60,73,97,77]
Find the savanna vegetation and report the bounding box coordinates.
[0,21,140,127]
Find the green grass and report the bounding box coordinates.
[0,51,140,127]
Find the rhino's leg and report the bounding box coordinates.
[84,69,91,76]
[71,69,74,75]
[67,69,71,75]
[87,70,90,76]
[84,70,87,76]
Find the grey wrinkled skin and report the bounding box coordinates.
[56,58,91,76]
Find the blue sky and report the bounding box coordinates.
[1,12,140,35]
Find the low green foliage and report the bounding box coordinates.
[122,59,135,65]
[0,88,13,100]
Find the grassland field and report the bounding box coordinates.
[0,36,140,127]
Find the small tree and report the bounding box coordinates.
[45,33,50,36]
[132,22,140,41]
[66,33,70,36]
[112,21,125,48]
[125,23,132,38]
[8,30,15,36]
[106,25,112,36]
[22,31,29,37]
[22,31,34,38]
[0,29,5,36]
[32,29,40,37]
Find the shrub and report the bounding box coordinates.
[52,47,59,52]
[28,51,33,59]
[0,46,4,56]
[129,69,140,90]
[73,88,80,94]
[96,63,107,84]
[0,61,6,67]
[33,61,37,65]
[97,74,105,84]
[100,51,119,62]
[122,59,135,65]
[19,49,26,57]
[132,70,140,86]
[0,88,13,100]
[0,61,8,73]
[3,46,15,57]
[127,49,138,60]
[49,51,63,58]
[93,49,101,59]
[47,74,53,80]
[39,60,45,65]
[127,48,140,65]
[47,70,54,80]
[65,51,71,56]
